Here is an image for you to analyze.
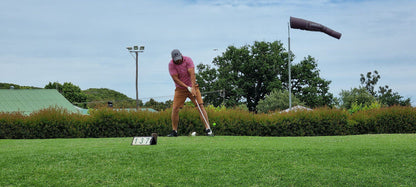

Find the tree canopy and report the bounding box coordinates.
[360,70,410,106]
[0,83,39,89]
[338,70,411,109]
[45,82,87,108]
[290,56,333,108]
[196,40,333,112]
[257,89,304,113]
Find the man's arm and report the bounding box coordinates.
[171,74,189,88]
[188,68,197,96]
[188,68,196,87]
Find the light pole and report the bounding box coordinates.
[288,23,292,109]
[126,45,145,110]
[287,16,341,109]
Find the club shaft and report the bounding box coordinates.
[194,96,210,129]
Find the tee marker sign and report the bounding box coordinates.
[132,133,157,145]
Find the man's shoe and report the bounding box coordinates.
[205,129,214,136]
[167,130,178,137]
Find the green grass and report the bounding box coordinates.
[1,134,415,186]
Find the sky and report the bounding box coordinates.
[1,0,415,106]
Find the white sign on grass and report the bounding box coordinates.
[131,133,157,145]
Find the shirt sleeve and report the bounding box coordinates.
[168,61,177,76]
[186,57,195,69]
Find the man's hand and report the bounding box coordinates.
[187,86,196,96]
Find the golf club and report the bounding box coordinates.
[192,95,211,130]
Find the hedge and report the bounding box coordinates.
[1,106,415,139]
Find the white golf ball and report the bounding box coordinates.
[191,132,197,136]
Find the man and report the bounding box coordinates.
[167,49,213,137]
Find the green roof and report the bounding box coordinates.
[0,89,79,115]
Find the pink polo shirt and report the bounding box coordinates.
[168,56,195,89]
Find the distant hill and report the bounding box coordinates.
[83,88,132,101]
[0,83,40,89]
[1,83,139,108]
[82,88,138,108]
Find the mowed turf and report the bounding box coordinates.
[1,134,415,186]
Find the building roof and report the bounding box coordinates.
[0,89,78,115]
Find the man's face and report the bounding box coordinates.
[173,58,183,65]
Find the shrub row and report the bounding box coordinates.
[1,106,415,139]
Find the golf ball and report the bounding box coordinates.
[191,132,197,136]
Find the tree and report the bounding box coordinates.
[45,82,63,92]
[197,41,284,112]
[360,70,380,96]
[45,82,87,108]
[359,70,411,106]
[144,99,172,111]
[197,40,333,112]
[338,87,376,109]
[62,83,87,108]
[257,89,304,113]
[290,56,333,108]
[377,85,410,106]
[1,83,39,89]
[196,63,224,106]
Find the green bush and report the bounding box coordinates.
[86,108,171,137]
[0,112,26,139]
[348,101,381,114]
[0,106,415,139]
[350,106,416,134]
[257,89,304,113]
[264,108,350,136]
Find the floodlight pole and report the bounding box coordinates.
[135,51,139,110]
[288,22,292,109]
[127,46,144,111]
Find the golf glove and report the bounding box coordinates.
[187,87,192,93]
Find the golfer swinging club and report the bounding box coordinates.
[168,49,213,137]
